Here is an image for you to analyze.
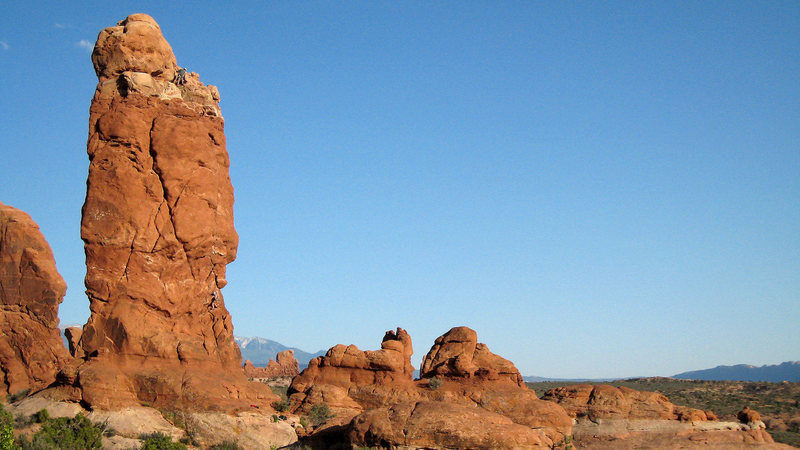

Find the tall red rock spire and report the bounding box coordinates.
[73,13,274,410]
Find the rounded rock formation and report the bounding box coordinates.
[0,202,71,397]
[420,325,524,385]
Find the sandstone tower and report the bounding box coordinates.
[73,14,274,410]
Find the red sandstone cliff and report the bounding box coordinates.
[0,202,71,398]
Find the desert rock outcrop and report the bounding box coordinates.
[243,350,300,378]
[0,203,71,397]
[69,13,274,410]
[421,326,524,385]
[542,384,782,448]
[291,326,572,448]
[417,326,573,443]
[540,384,712,421]
[350,401,554,449]
[288,327,419,415]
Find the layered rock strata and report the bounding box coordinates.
[69,13,273,410]
[0,202,71,397]
[243,350,300,378]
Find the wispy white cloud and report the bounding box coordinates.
[54,23,66,29]
[0,41,9,51]
[77,40,93,52]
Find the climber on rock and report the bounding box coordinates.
[209,291,219,311]
[173,67,187,85]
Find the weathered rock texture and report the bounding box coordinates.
[289,327,420,415]
[542,385,783,448]
[350,401,554,449]
[421,326,523,385]
[243,350,300,378]
[0,202,71,397]
[70,13,273,410]
[289,326,572,449]
[416,327,573,445]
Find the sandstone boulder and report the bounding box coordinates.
[420,325,523,385]
[738,406,764,425]
[91,13,177,82]
[63,327,83,358]
[419,326,573,443]
[0,202,71,397]
[69,13,274,411]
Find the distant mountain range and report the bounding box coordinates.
[234,336,326,369]
[522,376,618,383]
[672,361,800,382]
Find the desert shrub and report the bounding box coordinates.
[0,423,13,450]
[0,404,12,428]
[24,413,102,449]
[139,431,187,450]
[270,385,289,401]
[771,430,800,447]
[428,376,443,390]
[178,433,199,447]
[208,441,241,450]
[788,416,800,433]
[33,409,50,424]
[14,413,32,428]
[298,416,309,428]
[309,404,334,426]
[272,399,290,412]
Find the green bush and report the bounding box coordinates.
[309,404,334,426]
[0,404,13,427]
[0,423,14,450]
[24,413,103,449]
[33,409,49,424]
[139,432,187,450]
[269,385,289,401]
[428,376,443,390]
[272,399,290,412]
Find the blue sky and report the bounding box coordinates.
[1,1,798,378]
